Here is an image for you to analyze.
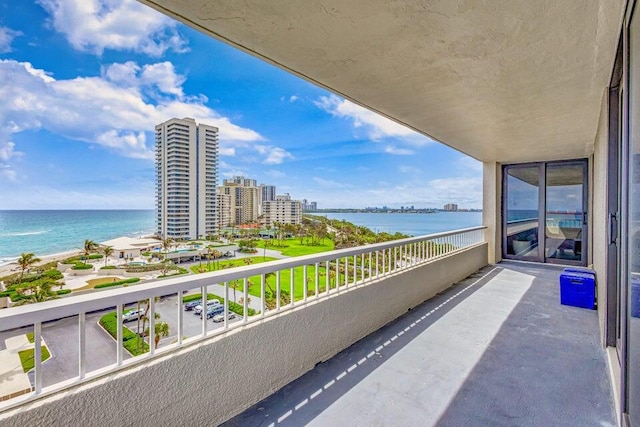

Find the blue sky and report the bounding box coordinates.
[0,0,482,210]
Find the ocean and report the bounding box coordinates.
[317,212,482,236]
[0,210,482,265]
[0,210,156,264]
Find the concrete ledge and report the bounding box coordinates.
[0,243,488,426]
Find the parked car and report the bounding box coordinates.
[193,300,221,315]
[202,304,225,319]
[184,300,201,311]
[122,309,142,323]
[212,312,236,323]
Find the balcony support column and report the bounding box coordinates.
[483,161,502,264]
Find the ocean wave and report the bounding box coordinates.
[0,230,51,237]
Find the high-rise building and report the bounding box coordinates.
[225,176,257,187]
[444,203,458,212]
[215,193,232,230]
[156,117,219,240]
[260,184,276,203]
[218,182,260,225]
[301,199,318,211]
[263,194,302,227]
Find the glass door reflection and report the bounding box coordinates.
[505,166,541,261]
[544,163,587,265]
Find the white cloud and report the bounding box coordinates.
[0,59,263,161]
[255,145,294,164]
[385,146,414,155]
[37,0,188,56]
[456,156,482,173]
[315,94,433,145]
[289,95,298,103]
[219,147,236,156]
[398,165,421,175]
[0,26,22,54]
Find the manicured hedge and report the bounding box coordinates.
[100,266,117,270]
[63,254,103,264]
[124,263,170,273]
[99,312,149,356]
[94,278,140,289]
[42,270,63,280]
[71,262,93,270]
[56,289,71,295]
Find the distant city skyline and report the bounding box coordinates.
[0,0,482,210]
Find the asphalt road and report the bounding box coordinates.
[0,293,244,390]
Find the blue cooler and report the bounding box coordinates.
[632,277,640,318]
[560,268,596,310]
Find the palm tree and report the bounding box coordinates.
[17,252,40,284]
[161,238,173,254]
[83,239,97,261]
[101,246,114,266]
[146,321,170,347]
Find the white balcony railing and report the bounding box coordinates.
[0,226,485,412]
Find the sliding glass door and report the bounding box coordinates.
[503,160,588,266]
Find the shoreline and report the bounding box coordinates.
[0,248,83,277]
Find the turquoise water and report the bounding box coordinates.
[317,212,482,236]
[0,210,155,263]
[0,210,482,265]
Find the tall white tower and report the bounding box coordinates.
[156,118,219,240]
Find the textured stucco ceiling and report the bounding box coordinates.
[140,0,626,163]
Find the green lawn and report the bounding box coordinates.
[257,238,334,256]
[18,346,51,373]
[189,256,277,274]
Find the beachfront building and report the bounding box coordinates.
[155,117,219,240]
[444,203,458,212]
[215,193,232,229]
[301,199,317,211]
[218,181,260,226]
[100,237,161,260]
[225,175,257,187]
[262,194,302,227]
[4,2,640,426]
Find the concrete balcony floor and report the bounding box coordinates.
[225,261,615,426]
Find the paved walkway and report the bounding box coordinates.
[225,262,615,426]
[0,335,34,401]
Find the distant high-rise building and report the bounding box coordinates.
[215,193,232,229]
[263,194,302,227]
[301,199,318,211]
[444,203,459,212]
[260,184,276,203]
[219,182,260,225]
[156,117,218,240]
[225,176,257,187]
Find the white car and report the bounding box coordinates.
[212,312,236,323]
[193,300,221,315]
[122,309,142,322]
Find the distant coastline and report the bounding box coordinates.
[309,208,482,214]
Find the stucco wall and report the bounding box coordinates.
[0,244,487,426]
[592,89,609,346]
[483,162,502,264]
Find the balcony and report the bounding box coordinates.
[0,227,616,425]
[0,227,495,423]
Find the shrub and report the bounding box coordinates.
[0,290,12,298]
[99,312,149,356]
[63,254,103,264]
[100,266,117,270]
[94,278,140,289]
[124,263,172,273]
[141,252,151,257]
[56,289,71,296]
[42,270,63,280]
[72,262,93,270]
